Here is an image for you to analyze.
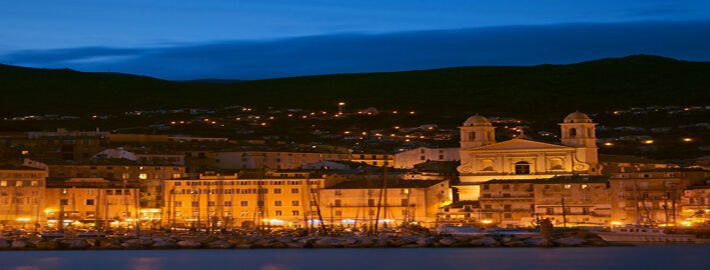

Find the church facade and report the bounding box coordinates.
[456,112,601,200]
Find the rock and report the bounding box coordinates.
[60,239,90,249]
[0,238,10,249]
[11,240,29,249]
[122,238,153,249]
[314,237,341,248]
[503,241,527,247]
[416,237,434,247]
[554,237,587,247]
[152,236,176,243]
[235,243,253,249]
[438,237,459,247]
[208,240,234,249]
[524,237,554,247]
[35,240,60,250]
[470,237,500,247]
[285,241,307,248]
[153,241,178,249]
[177,240,202,248]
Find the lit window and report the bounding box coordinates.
[139,173,148,180]
[564,184,572,190]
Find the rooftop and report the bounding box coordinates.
[326,179,446,189]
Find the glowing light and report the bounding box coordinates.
[681,221,692,227]
[44,208,55,214]
[342,219,356,224]
[603,142,614,146]
[610,221,622,226]
[16,217,31,222]
[682,138,693,142]
[338,102,346,106]
[642,139,654,144]
[481,219,493,224]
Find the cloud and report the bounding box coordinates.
[2,21,710,80]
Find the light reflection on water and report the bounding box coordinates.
[0,245,708,270]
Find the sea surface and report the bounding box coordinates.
[0,245,707,270]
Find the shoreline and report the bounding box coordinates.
[0,232,616,251]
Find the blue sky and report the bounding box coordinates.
[1,1,709,79]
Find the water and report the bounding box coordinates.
[0,245,707,270]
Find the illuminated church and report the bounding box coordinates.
[456,112,600,200]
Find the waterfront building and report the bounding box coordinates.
[456,112,601,200]
[681,184,710,226]
[393,147,460,169]
[532,176,611,227]
[610,169,710,226]
[318,179,451,229]
[479,180,535,228]
[0,165,47,230]
[163,170,326,229]
[44,177,141,229]
[23,158,186,209]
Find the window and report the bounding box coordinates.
[468,132,476,140]
[139,173,148,180]
[581,184,589,190]
[335,190,342,196]
[563,184,572,190]
[0,181,6,187]
[60,199,69,206]
[191,201,199,207]
[292,210,300,216]
[582,207,590,215]
[274,188,282,194]
[546,208,554,215]
[401,199,409,206]
[291,188,299,194]
[292,200,300,206]
[504,213,512,219]
[514,161,531,174]
[208,201,216,206]
[502,184,510,190]
[334,200,342,207]
[175,201,182,207]
[275,201,282,206]
[569,128,577,137]
[30,181,39,187]
[225,201,232,206]
[275,210,282,216]
[549,158,564,170]
[86,199,95,206]
[240,201,248,207]
[368,199,375,207]
[335,210,342,216]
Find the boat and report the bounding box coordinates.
[596,226,697,243]
[437,225,487,236]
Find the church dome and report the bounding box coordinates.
[564,111,592,123]
[464,114,492,126]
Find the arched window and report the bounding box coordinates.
[514,161,531,174]
[548,158,564,170]
[468,132,476,140]
[569,128,577,137]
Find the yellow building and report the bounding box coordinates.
[163,170,326,229]
[44,178,141,229]
[681,185,710,226]
[25,158,186,209]
[532,176,611,227]
[0,165,47,230]
[479,180,535,228]
[350,153,395,167]
[457,112,601,200]
[610,169,710,226]
[318,179,451,229]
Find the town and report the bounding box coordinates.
[1,105,709,234]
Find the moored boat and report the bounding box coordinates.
[596,226,697,243]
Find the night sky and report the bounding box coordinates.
[1,1,709,79]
